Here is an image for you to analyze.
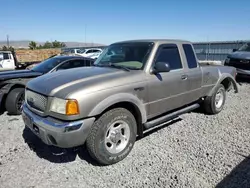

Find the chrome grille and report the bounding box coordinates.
[25,90,47,112]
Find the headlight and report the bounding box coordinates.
[50,97,79,115]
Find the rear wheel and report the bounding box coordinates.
[86,108,137,165]
[203,84,226,114]
[5,87,25,115]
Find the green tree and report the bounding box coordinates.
[29,41,37,50]
[51,40,66,48]
[52,40,60,48]
[60,42,66,47]
[2,46,8,51]
[8,46,14,52]
[37,44,43,49]
[43,41,52,48]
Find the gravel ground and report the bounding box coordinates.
[0,83,250,188]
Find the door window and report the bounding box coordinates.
[155,45,183,70]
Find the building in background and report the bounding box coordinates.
[62,40,250,63]
[193,40,250,62]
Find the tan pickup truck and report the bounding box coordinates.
[22,39,238,165]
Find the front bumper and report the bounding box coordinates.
[22,103,95,148]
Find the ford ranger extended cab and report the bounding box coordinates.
[21,39,238,165]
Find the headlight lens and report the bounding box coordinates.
[50,97,79,115]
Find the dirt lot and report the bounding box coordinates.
[0,82,250,188]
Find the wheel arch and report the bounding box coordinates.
[207,73,238,97]
[0,82,26,110]
[88,93,147,137]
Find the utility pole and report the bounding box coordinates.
[206,36,209,60]
[7,35,9,48]
[85,24,87,47]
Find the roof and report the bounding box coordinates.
[112,39,191,44]
[52,55,94,61]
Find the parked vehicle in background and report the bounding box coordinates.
[25,62,40,70]
[25,54,61,70]
[0,50,46,70]
[22,39,238,165]
[87,51,103,59]
[0,55,94,115]
[69,49,82,54]
[224,42,250,77]
[0,51,16,69]
[77,48,103,57]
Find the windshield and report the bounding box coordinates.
[31,57,65,73]
[238,43,250,52]
[94,42,154,70]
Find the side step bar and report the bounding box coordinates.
[144,103,200,130]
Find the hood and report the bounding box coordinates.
[0,69,43,81]
[228,51,250,60]
[26,66,145,98]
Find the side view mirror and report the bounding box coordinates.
[151,62,170,74]
[232,49,237,52]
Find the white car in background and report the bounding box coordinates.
[87,51,103,59]
[78,48,103,57]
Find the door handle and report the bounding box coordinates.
[181,75,188,80]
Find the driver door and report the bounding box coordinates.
[147,44,189,119]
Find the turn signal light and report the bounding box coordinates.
[66,100,79,115]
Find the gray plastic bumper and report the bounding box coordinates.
[22,104,95,148]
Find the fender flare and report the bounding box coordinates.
[207,73,239,96]
[0,80,27,95]
[0,80,26,104]
[88,93,147,124]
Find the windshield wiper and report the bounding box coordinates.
[108,63,130,71]
[93,63,130,71]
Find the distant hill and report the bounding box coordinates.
[0,40,106,49]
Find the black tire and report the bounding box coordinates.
[86,108,137,165]
[5,87,25,115]
[203,84,226,115]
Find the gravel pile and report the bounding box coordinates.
[0,83,250,188]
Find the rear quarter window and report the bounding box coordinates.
[182,44,198,69]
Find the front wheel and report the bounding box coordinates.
[5,87,25,115]
[86,108,137,165]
